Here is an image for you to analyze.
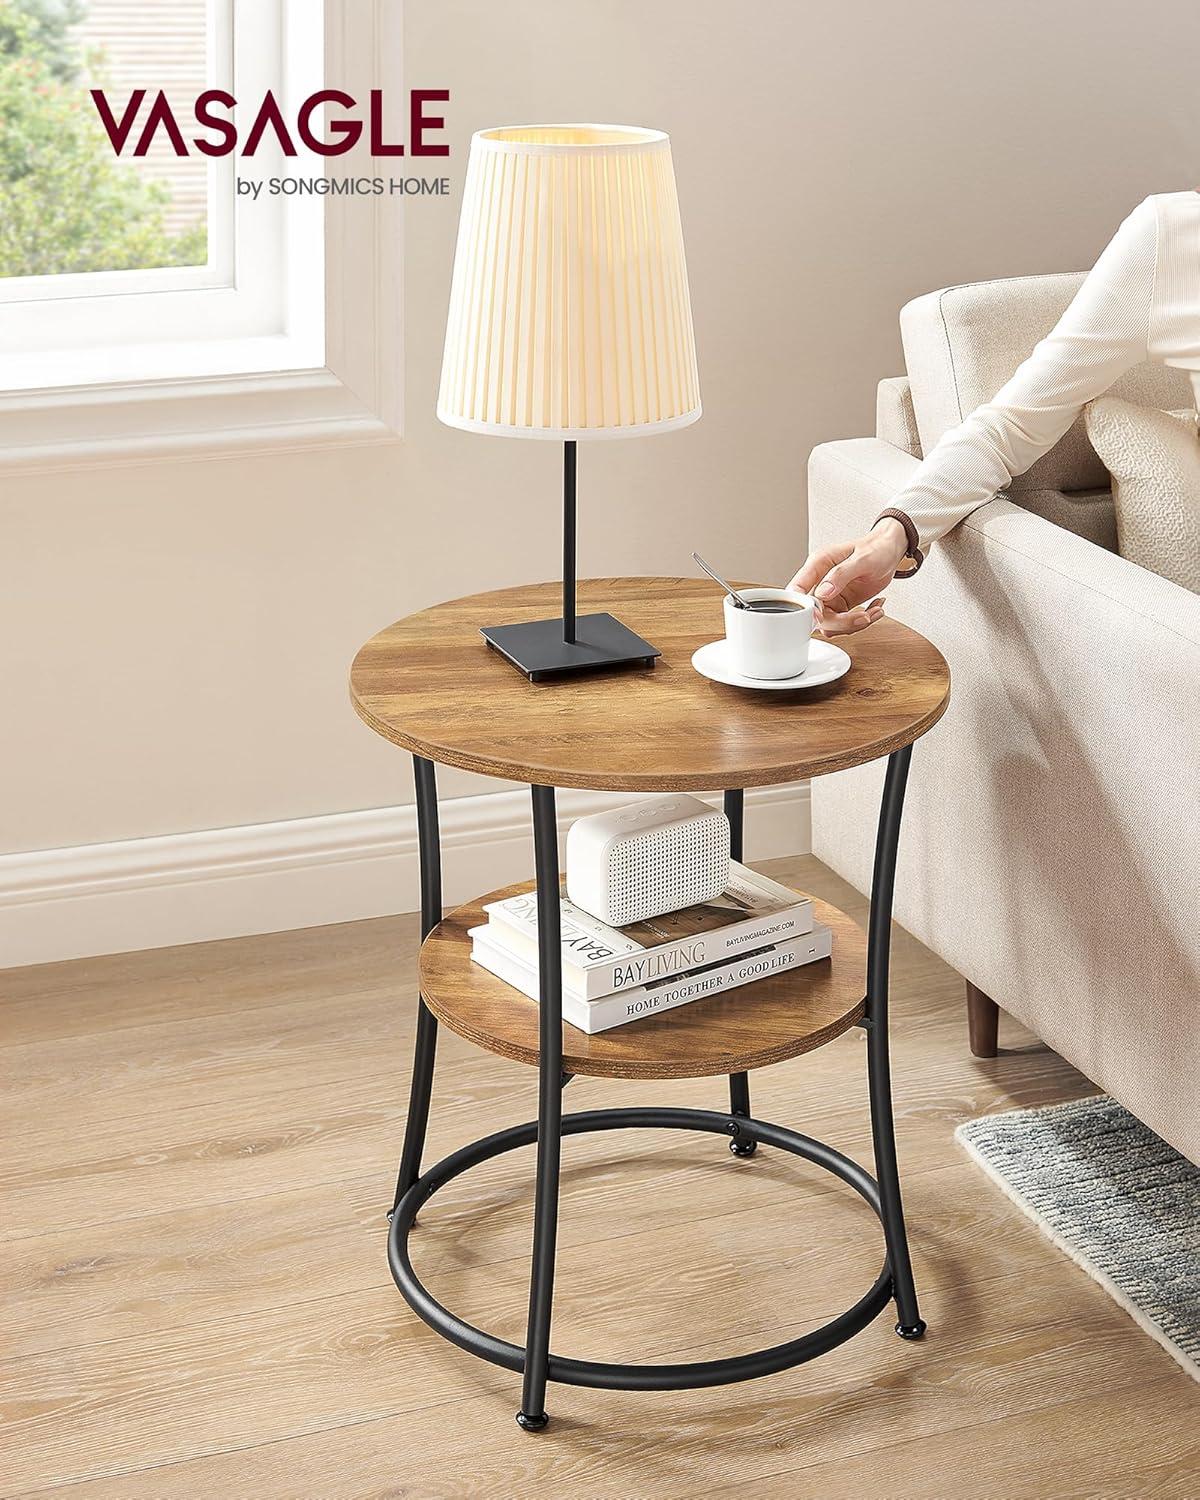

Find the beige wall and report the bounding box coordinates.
[3,0,1198,857]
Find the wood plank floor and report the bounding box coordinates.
[2,856,1196,1499]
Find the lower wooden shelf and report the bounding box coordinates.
[418,883,867,1081]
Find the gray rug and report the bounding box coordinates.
[956,1095,1200,1380]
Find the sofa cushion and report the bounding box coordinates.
[1009,487,1117,552]
[901,274,1194,495]
[1085,397,1200,593]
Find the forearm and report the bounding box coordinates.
[886,195,1157,553]
[887,403,1045,550]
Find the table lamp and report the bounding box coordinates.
[437,124,701,680]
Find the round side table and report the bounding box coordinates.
[350,577,951,1431]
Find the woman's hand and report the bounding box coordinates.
[789,519,909,636]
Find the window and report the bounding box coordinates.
[0,0,325,391]
[0,0,402,470]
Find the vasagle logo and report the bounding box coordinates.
[89,88,450,158]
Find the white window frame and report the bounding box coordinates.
[0,0,239,312]
[0,0,403,471]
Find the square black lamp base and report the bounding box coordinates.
[481,613,660,683]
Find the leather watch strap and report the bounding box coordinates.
[874,507,924,576]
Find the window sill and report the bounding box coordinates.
[0,327,327,394]
[0,365,399,475]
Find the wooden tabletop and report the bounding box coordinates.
[419,883,867,1080]
[350,578,950,790]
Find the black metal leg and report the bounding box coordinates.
[390,757,443,1218]
[517,784,564,1431]
[723,789,757,1159]
[728,1069,756,1159]
[723,788,744,863]
[864,746,925,1339]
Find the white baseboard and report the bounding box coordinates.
[0,784,810,970]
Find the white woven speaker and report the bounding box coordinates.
[565,794,731,927]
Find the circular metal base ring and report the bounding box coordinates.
[388,1106,895,1393]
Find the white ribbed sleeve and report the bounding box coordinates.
[892,194,1200,551]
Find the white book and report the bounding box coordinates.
[482,861,814,1000]
[469,923,833,1035]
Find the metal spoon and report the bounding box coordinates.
[692,551,751,609]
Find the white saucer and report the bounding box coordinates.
[691,636,852,691]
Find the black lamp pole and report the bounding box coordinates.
[562,441,576,644]
[478,436,659,680]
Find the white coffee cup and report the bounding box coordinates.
[723,587,816,680]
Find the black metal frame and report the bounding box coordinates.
[387,749,924,1430]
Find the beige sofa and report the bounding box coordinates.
[808,272,1200,1164]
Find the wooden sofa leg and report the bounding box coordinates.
[966,982,999,1058]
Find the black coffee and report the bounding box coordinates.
[746,600,806,613]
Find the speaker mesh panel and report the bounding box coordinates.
[605,811,730,926]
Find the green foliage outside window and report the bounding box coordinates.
[0,0,206,277]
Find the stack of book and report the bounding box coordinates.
[469,862,831,1034]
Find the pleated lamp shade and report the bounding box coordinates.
[437,124,701,439]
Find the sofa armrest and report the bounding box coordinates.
[808,438,1200,1161]
[810,435,1117,550]
[807,437,923,550]
[875,377,922,458]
